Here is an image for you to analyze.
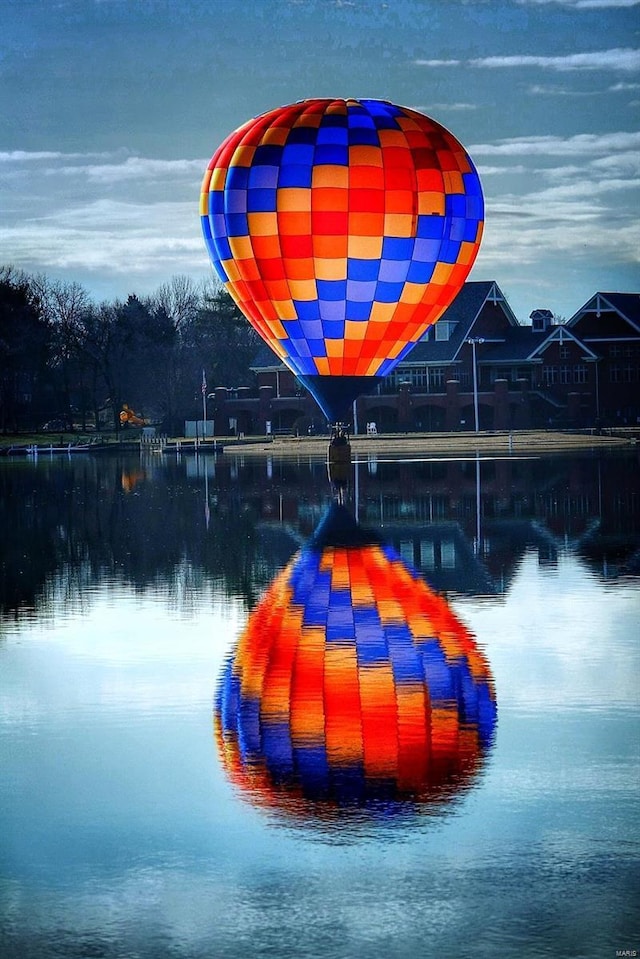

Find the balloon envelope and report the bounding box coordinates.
[200,98,484,422]
[215,506,497,823]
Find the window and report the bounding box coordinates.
[440,540,456,569]
[400,541,414,565]
[559,365,571,384]
[623,364,636,383]
[543,366,558,385]
[574,365,588,384]
[610,366,620,383]
[429,367,445,389]
[559,345,570,360]
[435,321,456,341]
[610,345,621,358]
[420,541,435,569]
[394,367,429,389]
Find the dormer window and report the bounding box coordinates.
[530,309,553,332]
[435,321,457,341]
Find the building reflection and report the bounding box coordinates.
[1,449,638,624]
[215,503,497,829]
[225,449,640,593]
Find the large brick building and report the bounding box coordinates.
[208,282,640,435]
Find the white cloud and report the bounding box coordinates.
[1,137,637,315]
[0,150,206,184]
[415,49,640,72]
[56,156,207,184]
[0,150,212,284]
[469,130,640,156]
[471,48,640,72]
[479,199,640,267]
[413,58,461,67]
[0,150,114,162]
[0,197,205,276]
[527,84,598,96]
[516,0,639,7]
[427,102,478,112]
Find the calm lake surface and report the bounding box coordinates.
[1,445,638,959]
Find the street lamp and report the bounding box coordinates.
[466,337,485,433]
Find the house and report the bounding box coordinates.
[566,292,640,427]
[208,283,640,434]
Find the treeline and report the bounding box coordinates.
[0,266,261,434]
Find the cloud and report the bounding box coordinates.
[0,150,206,184]
[0,150,114,162]
[0,197,206,279]
[1,136,637,316]
[527,84,602,97]
[57,156,206,184]
[469,130,640,156]
[413,59,461,67]
[425,103,478,112]
[529,80,640,95]
[516,0,639,7]
[478,193,640,269]
[0,150,212,288]
[471,48,640,72]
[415,48,640,72]
[473,131,640,271]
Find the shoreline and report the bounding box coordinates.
[223,428,638,457]
[1,428,637,459]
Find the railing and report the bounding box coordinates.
[140,433,168,451]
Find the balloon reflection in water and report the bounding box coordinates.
[215,506,496,827]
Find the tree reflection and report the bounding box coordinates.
[1,449,638,625]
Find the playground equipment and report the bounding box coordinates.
[119,404,149,427]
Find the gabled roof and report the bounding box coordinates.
[398,280,518,365]
[528,324,599,360]
[250,280,516,371]
[483,324,599,363]
[567,292,640,334]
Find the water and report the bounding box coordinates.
[1,447,638,959]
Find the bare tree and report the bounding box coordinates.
[30,275,92,427]
[151,274,201,335]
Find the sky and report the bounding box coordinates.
[1,0,639,323]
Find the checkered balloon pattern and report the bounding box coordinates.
[215,522,497,817]
[201,98,484,380]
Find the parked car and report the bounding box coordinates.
[41,419,67,431]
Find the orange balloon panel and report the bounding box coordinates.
[201,98,484,395]
[215,510,496,813]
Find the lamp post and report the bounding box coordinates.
[201,369,207,441]
[466,338,485,433]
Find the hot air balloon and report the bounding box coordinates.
[215,505,497,826]
[200,98,484,424]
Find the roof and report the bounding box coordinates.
[402,281,507,364]
[481,327,544,363]
[251,280,516,371]
[482,324,600,363]
[249,283,640,373]
[567,292,640,333]
[251,342,287,371]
